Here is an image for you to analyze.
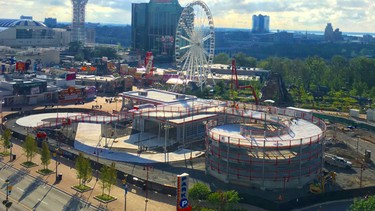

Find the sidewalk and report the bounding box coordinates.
[0,139,175,211]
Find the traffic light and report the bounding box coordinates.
[8,186,12,195]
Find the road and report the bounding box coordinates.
[0,162,99,211]
[296,199,354,211]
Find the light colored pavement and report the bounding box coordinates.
[14,113,204,163]
[0,162,97,211]
[0,140,176,211]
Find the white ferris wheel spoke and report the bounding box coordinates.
[180,44,192,50]
[180,35,193,43]
[202,34,211,42]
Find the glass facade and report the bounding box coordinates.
[16,29,54,39]
[132,0,183,62]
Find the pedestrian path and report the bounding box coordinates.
[0,139,175,211]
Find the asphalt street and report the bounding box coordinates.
[0,162,99,211]
[296,199,354,211]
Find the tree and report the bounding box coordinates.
[22,135,38,163]
[1,128,11,153]
[214,53,230,64]
[40,141,51,170]
[350,195,375,211]
[69,41,83,53]
[99,162,117,196]
[75,152,93,186]
[208,190,240,211]
[234,52,257,67]
[100,165,109,196]
[93,47,118,59]
[189,182,211,208]
[107,162,117,196]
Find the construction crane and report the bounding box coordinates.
[231,59,259,105]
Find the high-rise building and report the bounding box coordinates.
[132,0,183,62]
[324,23,334,41]
[252,14,270,33]
[44,18,57,28]
[324,23,342,42]
[71,0,88,44]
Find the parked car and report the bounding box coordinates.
[324,154,352,168]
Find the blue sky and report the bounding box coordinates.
[1,0,374,32]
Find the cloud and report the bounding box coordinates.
[0,0,373,32]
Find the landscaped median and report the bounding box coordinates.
[21,161,38,168]
[94,194,117,203]
[37,168,54,176]
[71,184,93,193]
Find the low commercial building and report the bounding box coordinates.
[0,19,71,48]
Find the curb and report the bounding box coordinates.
[0,160,102,211]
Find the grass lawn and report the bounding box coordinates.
[37,168,54,176]
[94,194,117,203]
[21,161,38,168]
[72,184,92,193]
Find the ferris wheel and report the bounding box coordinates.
[175,0,215,90]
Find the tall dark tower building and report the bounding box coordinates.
[132,0,183,62]
[252,14,270,33]
[71,0,88,44]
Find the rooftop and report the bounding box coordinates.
[120,88,196,104]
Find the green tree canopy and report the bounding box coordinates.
[75,152,93,186]
[189,182,211,201]
[22,135,38,162]
[208,190,240,211]
[234,52,257,67]
[40,141,51,170]
[350,195,375,211]
[1,128,11,153]
[214,53,230,64]
[99,162,117,196]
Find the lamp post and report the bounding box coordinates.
[54,145,60,181]
[143,165,152,211]
[122,174,128,211]
[94,145,102,181]
[5,178,9,201]
[9,142,13,162]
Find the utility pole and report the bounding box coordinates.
[360,163,365,188]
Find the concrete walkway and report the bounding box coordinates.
[0,139,175,211]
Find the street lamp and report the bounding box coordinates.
[143,165,153,210]
[94,145,102,181]
[122,174,128,211]
[54,145,61,181]
[9,132,14,162]
[5,178,9,201]
[2,177,12,211]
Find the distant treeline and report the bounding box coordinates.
[214,53,375,104]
